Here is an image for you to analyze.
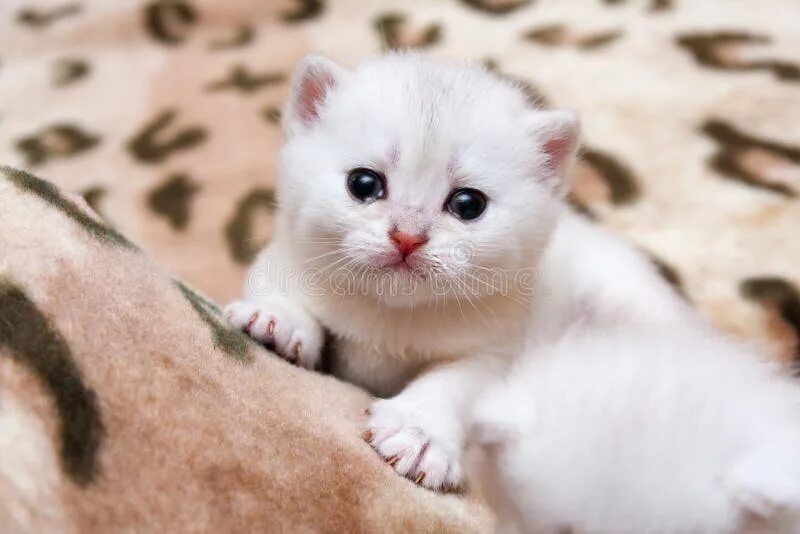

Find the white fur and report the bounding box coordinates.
[225,53,705,493]
[227,52,587,490]
[227,53,800,528]
[470,325,800,534]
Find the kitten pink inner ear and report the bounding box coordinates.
[544,137,574,171]
[295,70,336,125]
[531,110,580,173]
[285,54,347,134]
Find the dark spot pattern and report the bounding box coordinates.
[1,166,136,250]
[740,277,800,365]
[143,0,199,46]
[15,123,100,167]
[262,107,282,125]
[127,109,207,164]
[147,173,200,230]
[80,185,107,217]
[208,26,255,50]
[16,3,82,28]
[649,254,687,299]
[53,58,90,87]
[205,65,285,94]
[458,0,532,16]
[281,0,324,23]
[677,32,800,83]
[175,281,254,363]
[524,24,621,50]
[224,188,276,264]
[566,196,596,220]
[484,59,548,107]
[580,149,641,204]
[374,13,442,51]
[0,280,104,486]
[701,119,799,197]
[604,0,672,11]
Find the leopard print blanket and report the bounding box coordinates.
[0,0,798,530]
[0,166,490,532]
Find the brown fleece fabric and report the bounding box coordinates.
[0,167,491,532]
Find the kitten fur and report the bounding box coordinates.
[470,325,800,534]
[226,52,587,490]
[224,52,798,517]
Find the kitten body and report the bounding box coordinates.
[470,325,800,534]
[226,53,689,490]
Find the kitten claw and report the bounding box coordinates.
[365,399,464,491]
[246,313,258,332]
[224,299,323,370]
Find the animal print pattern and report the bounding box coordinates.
[0,0,798,367]
[0,166,490,532]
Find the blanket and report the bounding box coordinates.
[1,0,799,530]
[0,166,490,532]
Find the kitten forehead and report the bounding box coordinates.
[335,54,534,145]
[387,144,400,167]
[356,53,529,108]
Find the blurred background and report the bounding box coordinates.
[0,0,797,363]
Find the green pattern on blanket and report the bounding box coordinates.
[0,279,104,486]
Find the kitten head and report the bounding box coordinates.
[277,53,579,307]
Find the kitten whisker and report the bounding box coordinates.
[302,248,348,265]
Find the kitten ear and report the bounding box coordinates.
[528,110,580,184]
[283,53,349,137]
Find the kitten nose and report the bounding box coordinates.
[389,230,428,256]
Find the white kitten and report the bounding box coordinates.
[470,324,800,533]
[225,52,800,531]
[226,52,586,490]
[224,52,688,491]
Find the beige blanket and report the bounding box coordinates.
[0,166,490,532]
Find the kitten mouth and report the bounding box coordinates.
[381,257,428,278]
[383,259,413,272]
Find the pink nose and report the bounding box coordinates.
[389,230,428,256]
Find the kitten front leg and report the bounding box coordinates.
[225,245,324,369]
[364,356,500,491]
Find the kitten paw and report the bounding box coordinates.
[224,299,322,369]
[363,399,464,491]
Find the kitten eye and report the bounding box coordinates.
[347,168,386,203]
[446,188,487,221]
